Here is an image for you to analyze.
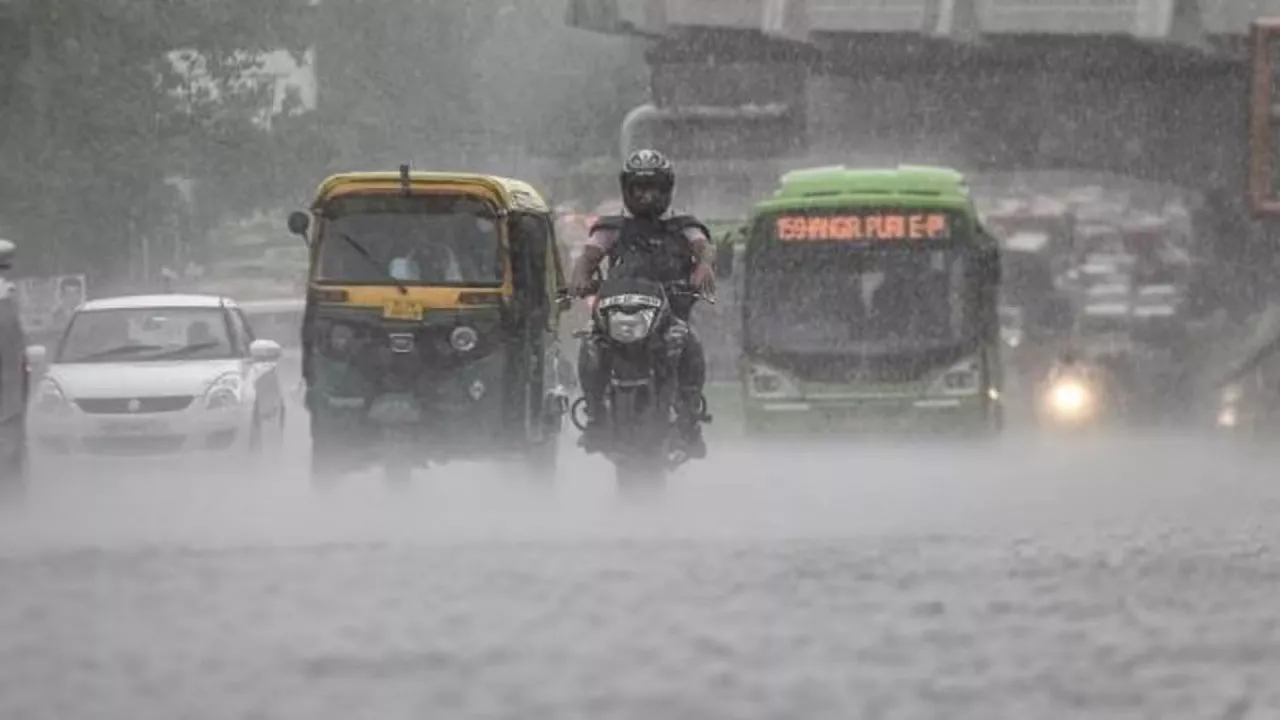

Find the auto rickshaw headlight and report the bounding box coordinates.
[329,323,355,351]
[607,308,656,344]
[450,325,479,353]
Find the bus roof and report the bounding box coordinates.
[755,165,974,214]
[310,172,551,214]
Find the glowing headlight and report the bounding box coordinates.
[1217,407,1238,428]
[450,325,479,352]
[607,309,656,344]
[205,374,243,410]
[1048,381,1090,414]
[35,378,72,415]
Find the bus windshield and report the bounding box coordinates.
[745,212,982,356]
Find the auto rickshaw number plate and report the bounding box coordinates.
[383,298,424,321]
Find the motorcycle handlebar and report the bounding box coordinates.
[563,281,716,305]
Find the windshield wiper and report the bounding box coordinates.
[146,341,224,360]
[339,233,408,295]
[70,344,165,361]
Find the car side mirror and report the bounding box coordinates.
[25,345,47,369]
[287,211,311,242]
[0,239,15,271]
[249,338,282,363]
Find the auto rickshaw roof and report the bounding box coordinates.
[310,172,551,214]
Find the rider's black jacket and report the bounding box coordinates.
[589,214,711,321]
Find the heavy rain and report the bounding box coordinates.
[2,1,1280,718]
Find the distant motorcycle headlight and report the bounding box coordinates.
[450,325,479,352]
[1047,380,1092,417]
[607,309,656,344]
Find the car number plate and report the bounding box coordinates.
[383,298,423,321]
[101,418,162,435]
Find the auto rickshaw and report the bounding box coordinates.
[287,167,571,486]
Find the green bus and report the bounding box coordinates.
[734,165,1004,435]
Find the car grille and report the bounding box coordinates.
[75,396,195,414]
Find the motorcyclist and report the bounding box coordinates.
[567,149,717,458]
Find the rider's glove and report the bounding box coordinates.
[690,263,716,295]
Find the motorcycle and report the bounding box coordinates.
[569,276,713,493]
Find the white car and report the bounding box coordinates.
[26,294,286,469]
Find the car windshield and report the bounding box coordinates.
[315,193,503,287]
[57,307,236,363]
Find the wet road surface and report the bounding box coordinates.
[0,424,1278,720]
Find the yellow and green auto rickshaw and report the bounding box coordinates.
[287,166,571,486]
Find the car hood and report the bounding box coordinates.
[47,360,243,399]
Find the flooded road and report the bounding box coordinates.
[0,426,1277,720]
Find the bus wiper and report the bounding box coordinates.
[339,232,408,295]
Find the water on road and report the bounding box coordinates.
[0,427,1277,720]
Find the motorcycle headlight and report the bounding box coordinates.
[1047,379,1093,417]
[35,378,72,415]
[606,309,656,344]
[204,374,243,411]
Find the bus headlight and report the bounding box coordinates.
[747,363,801,399]
[931,358,981,396]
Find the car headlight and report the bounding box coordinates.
[747,362,801,399]
[34,378,72,415]
[450,325,479,352]
[606,309,656,344]
[204,374,244,410]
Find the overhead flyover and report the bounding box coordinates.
[567,0,1278,258]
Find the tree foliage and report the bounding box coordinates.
[0,0,323,280]
[0,0,644,282]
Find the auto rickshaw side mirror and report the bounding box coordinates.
[714,237,735,280]
[287,211,311,241]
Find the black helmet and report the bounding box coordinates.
[620,149,674,218]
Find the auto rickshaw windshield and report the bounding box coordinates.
[315,193,503,287]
